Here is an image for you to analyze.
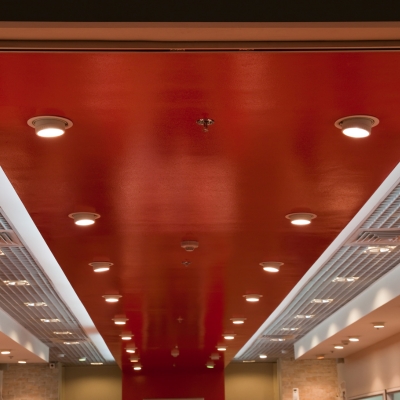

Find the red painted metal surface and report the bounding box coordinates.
[0,51,399,370]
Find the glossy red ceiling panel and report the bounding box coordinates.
[1,51,400,370]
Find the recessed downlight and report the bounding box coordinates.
[316,354,325,360]
[120,332,133,341]
[260,262,283,273]
[103,295,122,303]
[27,116,73,138]
[335,115,379,138]
[130,355,140,363]
[89,262,113,273]
[0,350,10,355]
[223,333,236,340]
[216,345,227,351]
[334,345,344,349]
[133,362,142,370]
[18,360,27,364]
[112,316,128,325]
[181,241,199,252]
[79,357,86,362]
[348,337,359,342]
[230,318,246,325]
[285,213,317,225]
[259,354,267,359]
[210,352,221,361]
[69,212,100,226]
[126,344,137,353]
[243,294,262,302]
[373,322,385,329]
[206,360,215,369]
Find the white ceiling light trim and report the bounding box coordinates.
[235,162,400,359]
[0,167,114,362]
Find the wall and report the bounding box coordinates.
[345,332,400,398]
[279,358,339,400]
[2,364,60,400]
[61,365,121,400]
[123,367,225,400]
[224,362,278,400]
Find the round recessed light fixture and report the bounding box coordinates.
[0,350,10,355]
[285,213,317,226]
[334,345,344,350]
[216,345,227,351]
[133,362,142,370]
[210,352,221,360]
[206,360,215,369]
[27,116,73,138]
[259,354,267,359]
[373,322,385,329]
[112,316,128,325]
[103,295,122,303]
[335,115,379,138]
[243,294,263,302]
[69,212,100,226]
[120,332,133,341]
[348,337,359,342]
[89,261,113,273]
[230,318,246,325]
[316,354,325,360]
[181,241,199,252]
[222,333,236,340]
[260,262,283,273]
[18,360,27,364]
[130,355,140,363]
[126,344,136,353]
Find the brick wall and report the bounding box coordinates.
[280,359,339,400]
[2,364,59,400]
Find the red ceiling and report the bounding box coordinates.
[1,51,400,370]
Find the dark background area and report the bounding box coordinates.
[0,0,399,22]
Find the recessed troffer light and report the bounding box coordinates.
[69,212,100,226]
[260,262,283,273]
[243,294,263,302]
[89,261,113,273]
[311,299,333,304]
[112,316,128,325]
[335,115,379,138]
[363,245,396,254]
[4,280,29,286]
[285,213,317,225]
[103,295,122,303]
[259,354,267,359]
[41,318,60,323]
[24,302,47,307]
[133,362,142,370]
[27,116,73,138]
[295,315,314,319]
[91,362,103,365]
[0,350,10,355]
[120,332,133,341]
[332,276,359,283]
[230,318,246,325]
[206,360,215,369]
[223,333,236,340]
[373,322,385,329]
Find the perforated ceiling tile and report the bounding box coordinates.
[235,182,400,360]
[0,213,110,365]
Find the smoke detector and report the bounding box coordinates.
[181,241,199,252]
